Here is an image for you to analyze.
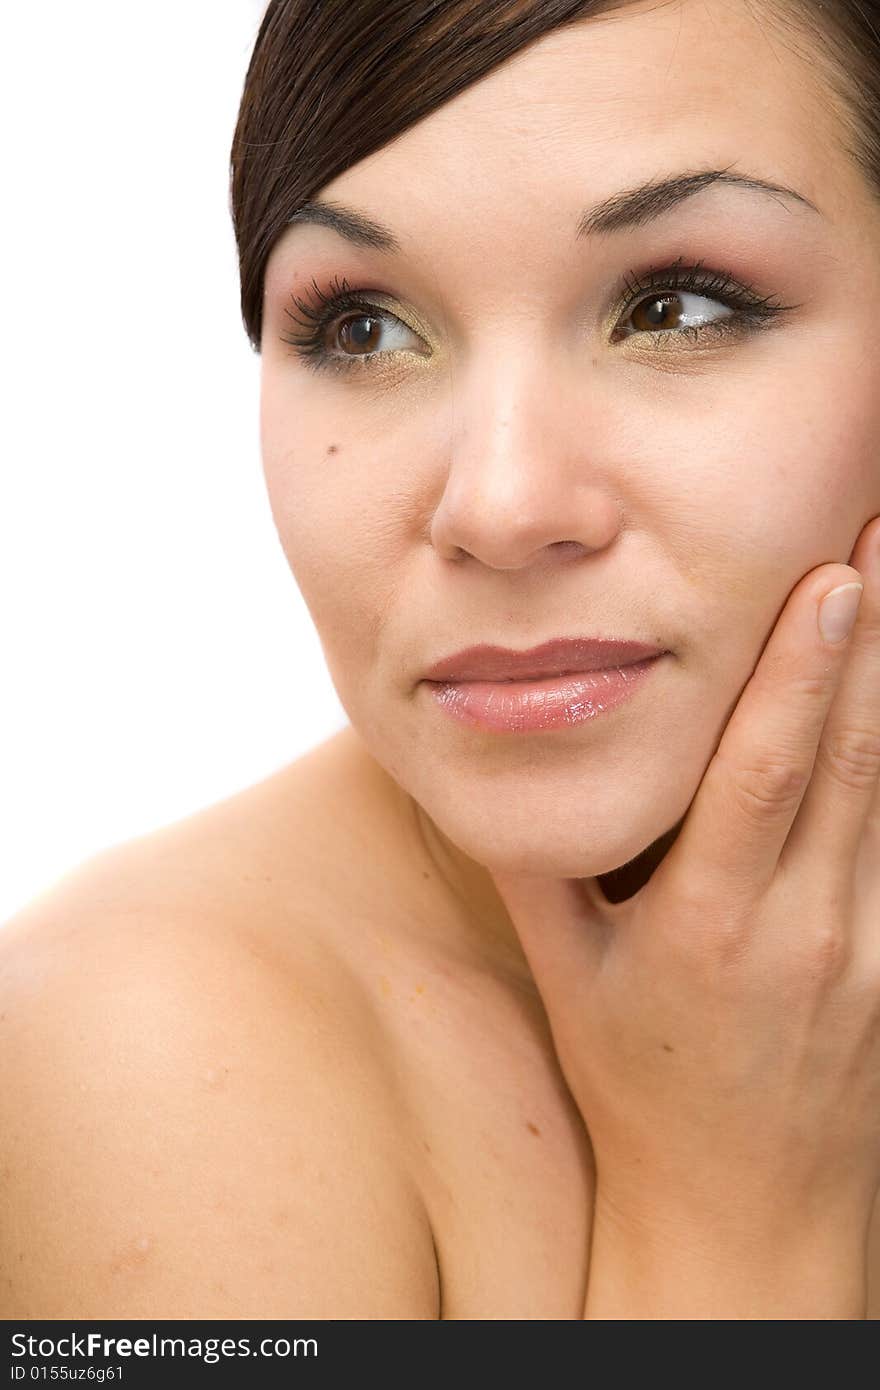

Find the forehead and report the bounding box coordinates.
[312,0,852,232]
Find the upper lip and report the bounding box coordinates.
[422,636,667,683]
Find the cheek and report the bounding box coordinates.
[766,325,880,535]
[668,342,880,606]
[261,391,355,573]
[260,400,404,671]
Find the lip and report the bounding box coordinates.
[423,655,666,733]
[422,636,666,683]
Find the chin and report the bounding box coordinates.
[439,799,688,882]
[349,697,699,880]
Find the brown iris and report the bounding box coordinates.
[629,294,684,332]
[337,315,383,354]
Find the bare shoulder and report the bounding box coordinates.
[0,737,438,1319]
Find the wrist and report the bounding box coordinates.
[583,1187,869,1320]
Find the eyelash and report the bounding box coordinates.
[279,256,798,377]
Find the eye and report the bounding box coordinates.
[621,287,730,336]
[280,275,425,376]
[611,257,796,348]
[318,307,418,357]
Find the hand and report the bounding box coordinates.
[491,515,880,1240]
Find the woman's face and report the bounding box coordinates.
[259,0,880,890]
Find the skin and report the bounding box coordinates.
[6,0,880,1321]
[259,0,880,981]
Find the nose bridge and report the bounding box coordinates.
[449,346,547,492]
[430,342,621,567]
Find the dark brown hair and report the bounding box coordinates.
[230,0,880,355]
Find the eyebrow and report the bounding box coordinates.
[285,165,820,253]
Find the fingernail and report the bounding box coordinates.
[818,581,864,645]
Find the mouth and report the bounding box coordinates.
[422,653,667,734]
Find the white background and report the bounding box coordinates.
[0,2,349,924]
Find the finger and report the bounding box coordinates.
[668,561,864,904]
[781,517,880,888]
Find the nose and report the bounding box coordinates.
[429,362,622,571]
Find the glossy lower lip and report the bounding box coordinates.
[422,655,665,733]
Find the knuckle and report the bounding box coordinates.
[778,871,853,984]
[753,644,830,693]
[787,669,838,702]
[799,921,851,985]
[815,723,880,794]
[753,663,836,703]
[726,753,810,823]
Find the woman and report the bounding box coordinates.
[2,0,880,1318]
